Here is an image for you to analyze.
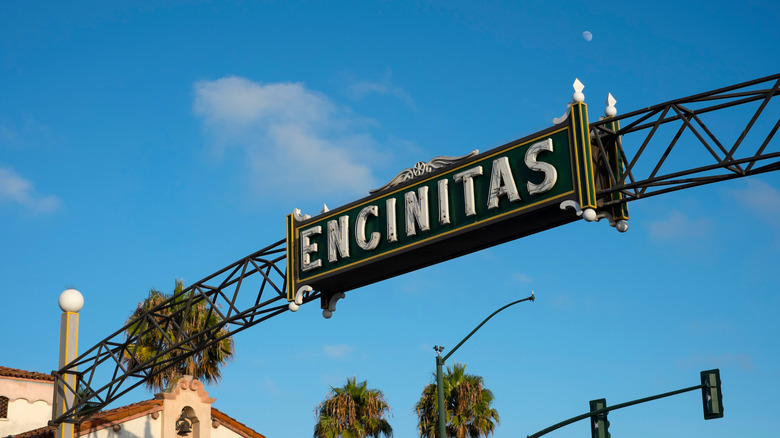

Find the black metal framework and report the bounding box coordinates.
[51,238,321,425]
[590,73,780,207]
[51,74,780,426]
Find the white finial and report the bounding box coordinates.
[59,289,84,313]
[292,208,311,221]
[322,292,346,319]
[288,285,312,312]
[321,204,330,214]
[605,93,617,117]
[572,78,585,103]
[582,208,597,222]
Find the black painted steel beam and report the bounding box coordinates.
[591,73,780,207]
[50,238,322,425]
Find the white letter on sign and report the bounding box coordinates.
[487,156,521,209]
[525,138,557,195]
[454,166,483,217]
[355,205,380,251]
[300,226,322,272]
[327,216,350,262]
[386,198,398,242]
[405,186,430,236]
[438,179,450,225]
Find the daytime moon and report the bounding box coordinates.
[583,31,593,41]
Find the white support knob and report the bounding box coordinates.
[572,79,585,103]
[605,93,617,117]
[288,285,313,312]
[322,292,346,319]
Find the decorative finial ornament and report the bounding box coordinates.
[370,151,480,194]
[292,208,311,221]
[582,208,597,222]
[322,292,346,319]
[572,78,585,103]
[605,93,617,117]
[561,200,630,232]
[554,78,586,124]
[288,285,313,312]
[59,289,84,313]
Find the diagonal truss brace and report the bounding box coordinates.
[590,73,780,207]
[50,238,321,425]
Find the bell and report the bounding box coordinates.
[175,411,192,436]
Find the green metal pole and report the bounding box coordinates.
[526,383,703,438]
[437,355,446,438]
[435,292,534,438]
[441,293,534,363]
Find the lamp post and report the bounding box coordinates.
[55,289,83,438]
[434,291,535,438]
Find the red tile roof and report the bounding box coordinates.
[9,425,54,438]
[212,408,267,438]
[9,399,266,438]
[3,368,265,438]
[78,399,163,433]
[0,366,55,382]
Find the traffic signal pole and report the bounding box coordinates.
[526,370,723,438]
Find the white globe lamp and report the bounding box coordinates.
[59,289,84,313]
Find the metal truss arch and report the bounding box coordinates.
[590,73,780,207]
[51,238,322,425]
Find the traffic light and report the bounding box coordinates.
[701,369,724,419]
[589,398,610,438]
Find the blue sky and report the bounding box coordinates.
[2,1,779,437]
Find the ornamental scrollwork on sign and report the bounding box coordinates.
[369,150,480,194]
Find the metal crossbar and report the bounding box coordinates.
[590,73,780,207]
[51,238,321,425]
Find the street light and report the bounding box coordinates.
[434,291,535,438]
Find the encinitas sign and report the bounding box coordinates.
[286,101,622,305]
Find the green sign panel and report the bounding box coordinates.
[286,102,602,303]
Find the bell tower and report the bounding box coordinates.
[158,376,216,438]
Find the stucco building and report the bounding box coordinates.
[0,367,55,438]
[1,368,265,438]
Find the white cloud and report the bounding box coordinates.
[193,76,381,201]
[727,179,780,229]
[295,348,320,360]
[344,69,417,111]
[549,292,576,310]
[676,352,755,371]
[323,344,352,359]
[647,210,713,241]
[512,272,533,283]
[0,165,61,213]
[262,378,284,396]
[321,372,349,388]
[0,113,54,150]
[194,78,335,128]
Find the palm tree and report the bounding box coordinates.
[415,363,499,438]
[121,279,235,392]
[314,376,393,438]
